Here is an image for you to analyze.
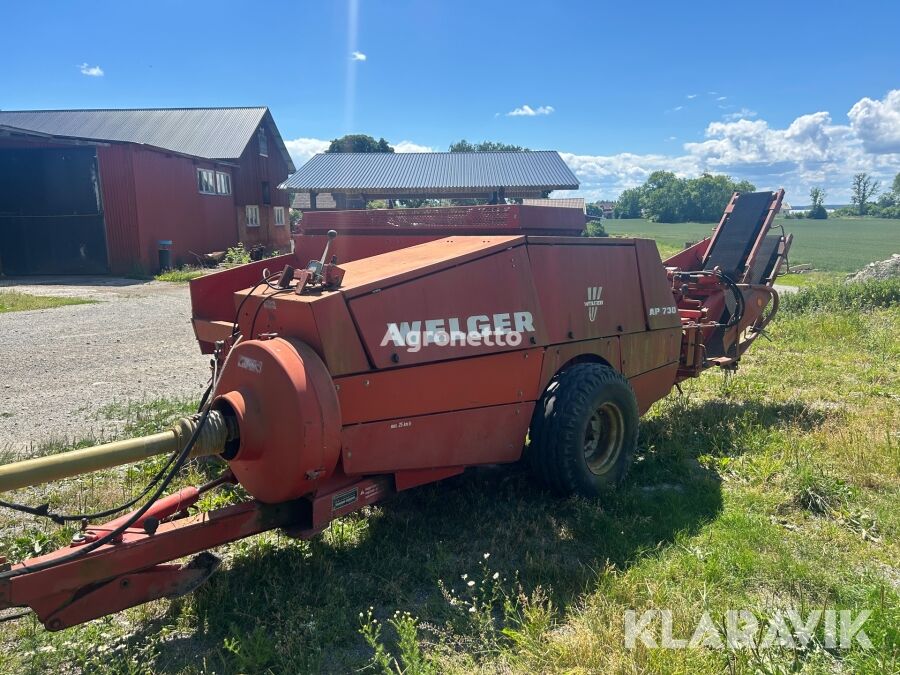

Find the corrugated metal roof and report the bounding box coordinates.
[0,107,294,169]
[280,151,578,192]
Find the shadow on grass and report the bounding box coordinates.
[122,398,826,673]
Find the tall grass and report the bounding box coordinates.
[780,278,900,314]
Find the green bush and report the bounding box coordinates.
[224,243,251,265]
[780,278,900,314]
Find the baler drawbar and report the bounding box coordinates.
[0,191,791,630]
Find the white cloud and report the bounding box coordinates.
[686,94,698,99]
[560,90,900,202]
[394,140,434,153]
[722,107,758,121]
[848,89,900,153]
[716,96,727,101]
[78,63,104,77]
[282,90,900,203]
[350,51,367,61]
[507,104,554,117]
[285,137,330,165]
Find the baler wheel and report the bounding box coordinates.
[528,364,638,497]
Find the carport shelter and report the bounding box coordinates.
[281,150,579,210]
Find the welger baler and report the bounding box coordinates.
[0,191,791,630]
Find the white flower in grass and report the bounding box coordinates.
[493,572,499,580]
[483,553,490,559]
[467,580,475,587]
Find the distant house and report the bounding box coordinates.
[0,107,295,275]
[595,201,616,218]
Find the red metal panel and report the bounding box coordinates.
[341,402,533,474]
[633,239,682,331]
[231,289,370,375]
[619,328,681,378]
[336,348,543,424]
[293,233,445,267]
[338,235,525,299]
[347,245,547,368]
[537,338,621,394]
[527,240,646,342]
[629,363,679,414]
[301,204,585,236]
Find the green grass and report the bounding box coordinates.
[777,271,844,287]
[154,266,205,283]
[0,291,95,314]
[0,292,897,673]
[605,216,900,272]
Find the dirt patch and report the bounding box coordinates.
[0,277,209,451]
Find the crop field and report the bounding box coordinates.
[603,217,900,272]
[0,281,897,674]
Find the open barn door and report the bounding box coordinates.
[0,146,108,275]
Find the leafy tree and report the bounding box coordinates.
[326,134,394,153]
[850,173,879,215]
[641,171,690,223]
[613,188,643,218]
[614,172,755,223]
[807,187,827,219]
[449,139,528,152]
[893,171,900,196]
[585,202,605,218]
[684,173,743,222]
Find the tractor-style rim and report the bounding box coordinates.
[583,402,625,475]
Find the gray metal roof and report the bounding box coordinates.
[280,151,578,194]
[0,107,295,170]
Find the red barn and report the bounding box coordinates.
[0,107,295,275]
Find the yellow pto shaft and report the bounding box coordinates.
[0,411,231,494]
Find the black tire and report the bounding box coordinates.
[528,363,638,497]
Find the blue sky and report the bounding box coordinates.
[2,0,899,202]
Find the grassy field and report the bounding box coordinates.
[604,217,900,272]
[0,292,95,314]
[0,284,897,673]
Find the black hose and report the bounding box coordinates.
[0,402,214,579]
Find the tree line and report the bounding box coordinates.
[611,172,755,223]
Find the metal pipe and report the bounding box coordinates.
[0,411,231,494]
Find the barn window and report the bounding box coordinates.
[215,171,231,195]
[257,127,268,157]
[261,181,271,205]
[246,205,260,227]
[197,168,216,194]
[274,206,285,226]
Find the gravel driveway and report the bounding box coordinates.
[0,277,209,451]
